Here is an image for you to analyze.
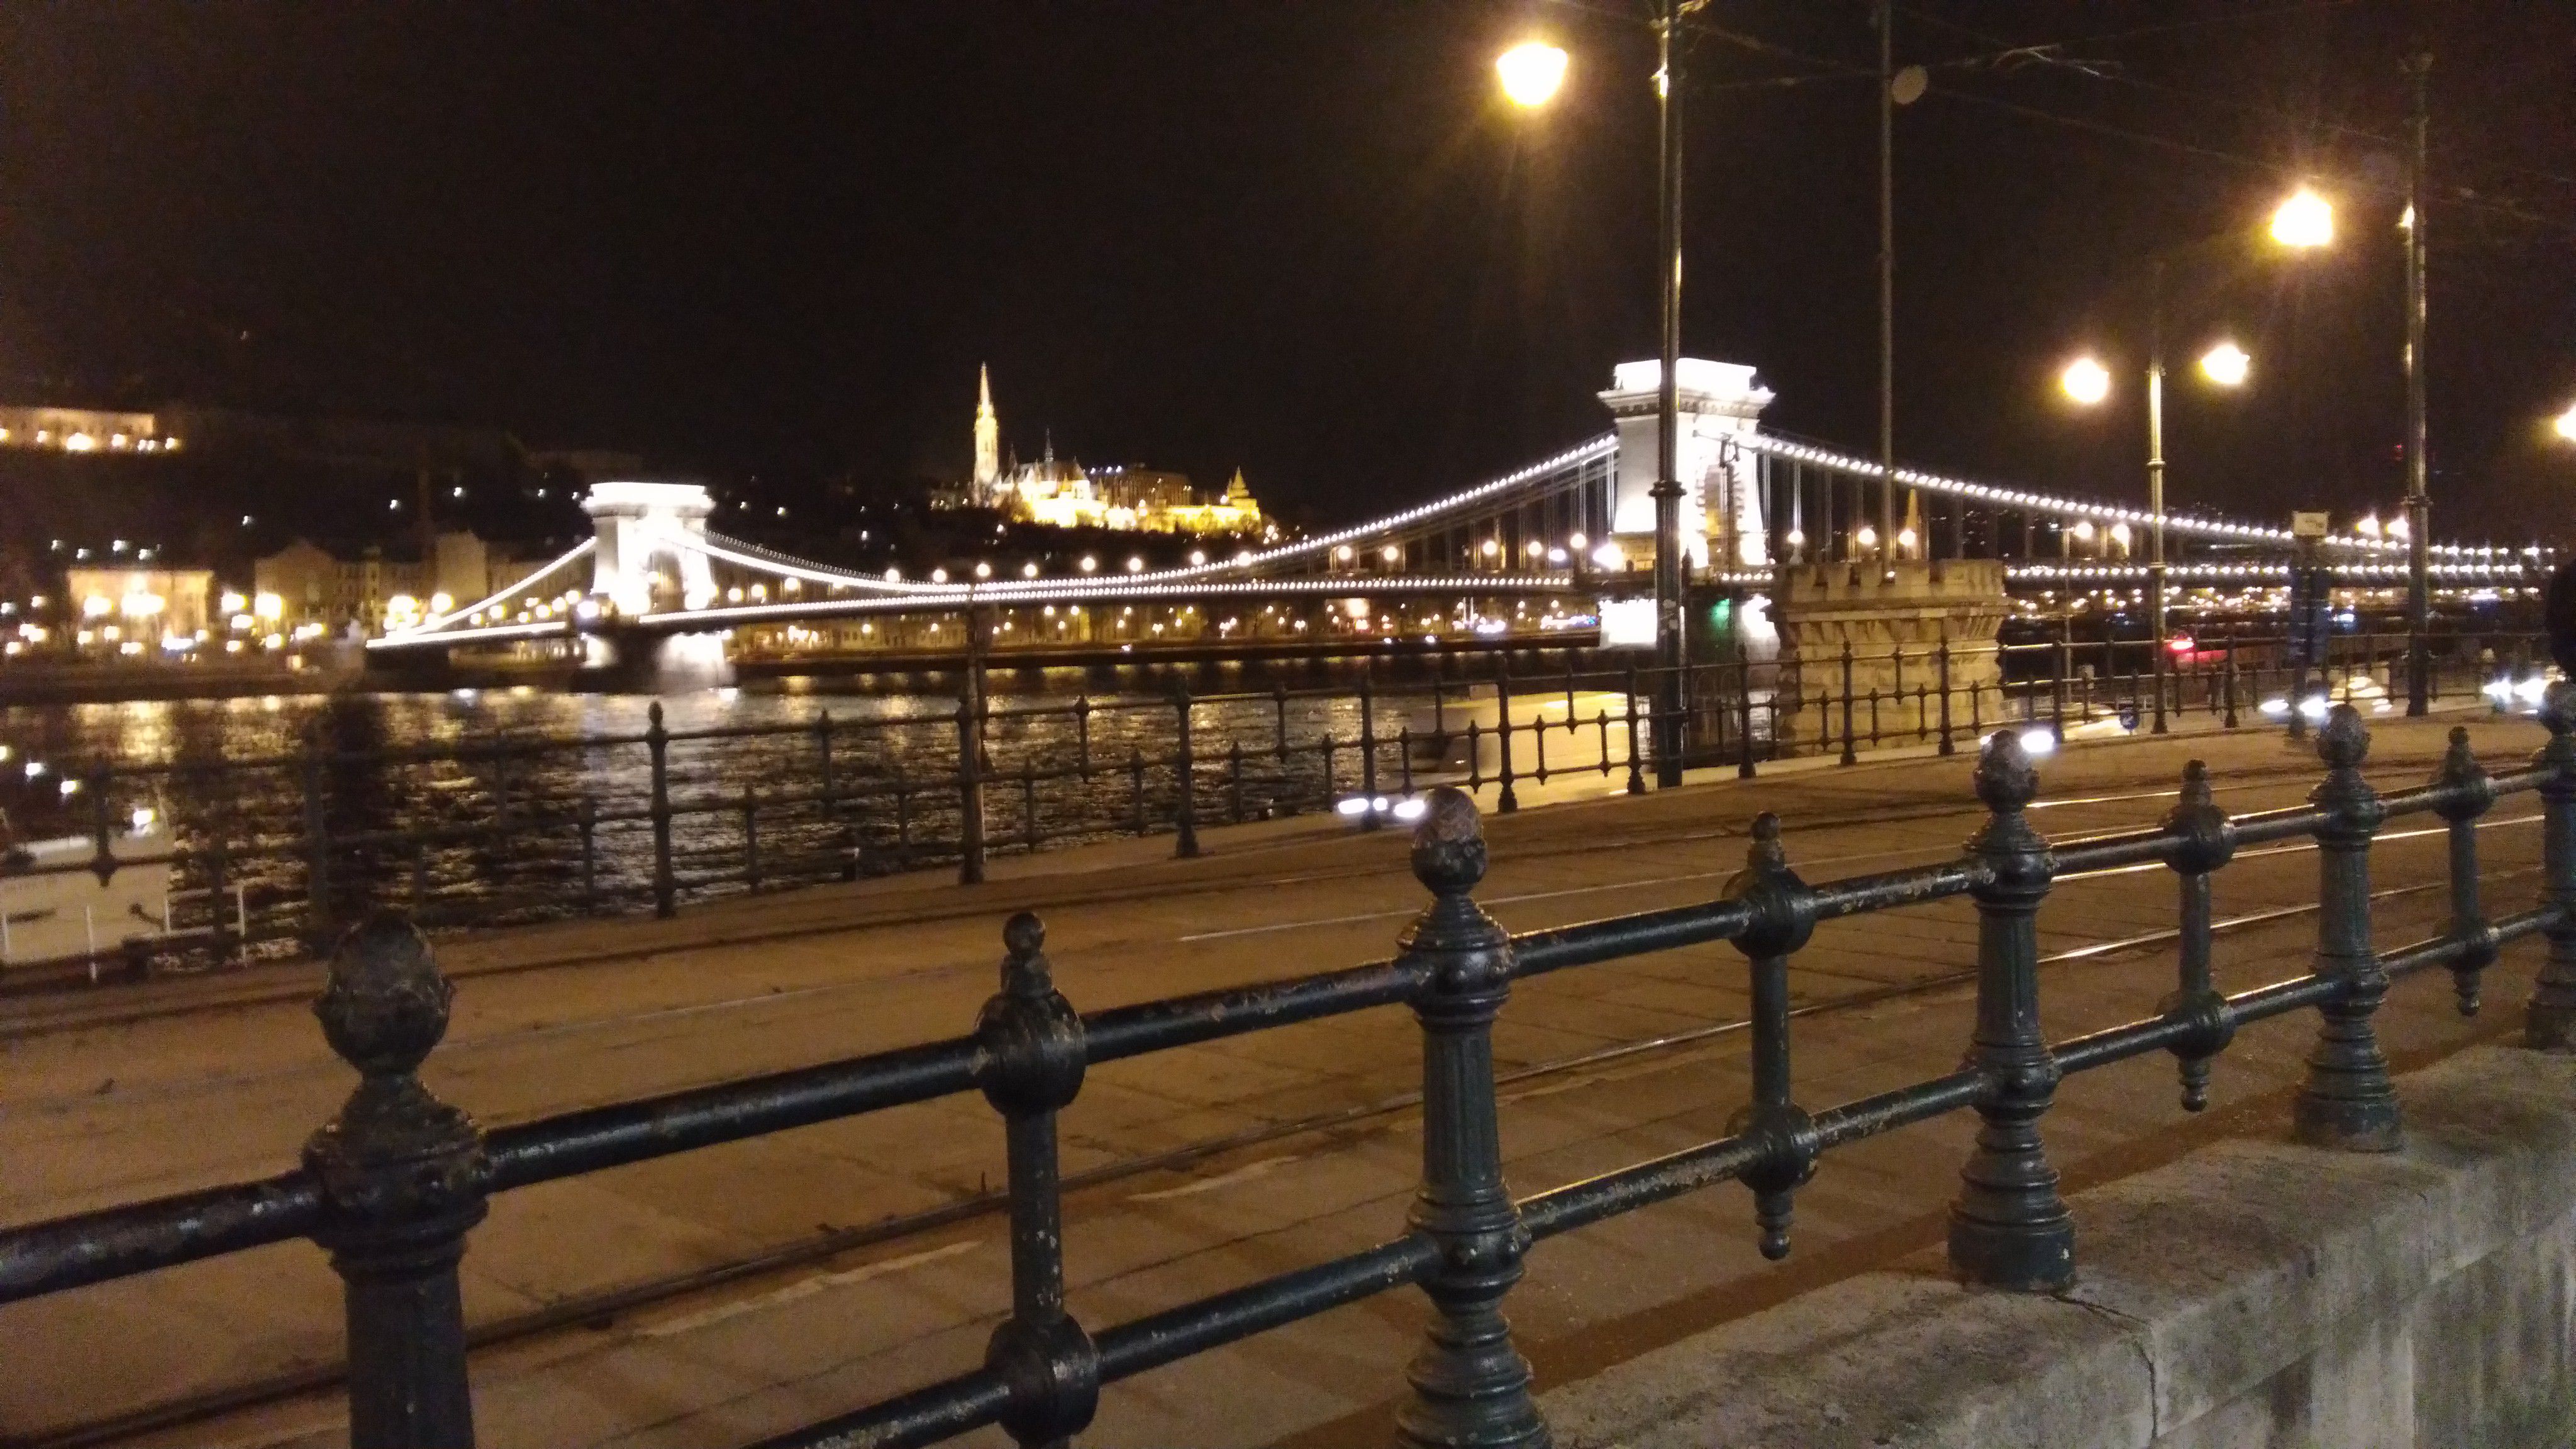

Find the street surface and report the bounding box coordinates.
[0,710,2557,1448]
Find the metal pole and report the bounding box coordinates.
[646,703,674,916]
[1948,731,2074,1290]
[2292,704,2399,1150]
[977,913,1099,1448]
[2402,52,2433,716]
[2527,682,2576,1050]
[307,918,486,1449]
[1650,0,1687,790]
[1393,790,1546,1448]
[1876,0,1900,565]
[2147,259,2170,735]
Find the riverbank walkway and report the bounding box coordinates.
[0,710,2556,1448]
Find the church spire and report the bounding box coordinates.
[972,364,999,491]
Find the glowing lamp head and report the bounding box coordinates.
[2060,356,2112,406]
[2555,403,2576,443]
[2270,187,2334,248]
[1496,42,1568,108]
[2199,341,2251,387]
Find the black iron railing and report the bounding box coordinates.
[4,690,2575,1447]
[0,626,2546,983]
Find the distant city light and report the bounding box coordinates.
[2556,403,2576,443]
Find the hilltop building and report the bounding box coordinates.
[950,369,1266,536]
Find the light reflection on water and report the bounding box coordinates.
[0,657,1563,953]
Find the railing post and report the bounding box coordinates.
[2526,681,2576,1050]
[2433,726,2497,1016]
[1172,685,1201,858]
[1228,740,1246,824]
[1021,763,1040,854]
[2159,761,2236,1111]
[1723,813,1817,1259]
[957,696,988,886]
[305,915,489,1449]
[975,913,1099,1449]
[1936,633,1956,756]
[1273,682,1291,764]
[2051,633,2069,743]
[1623,663,1645,796]
[1394,789,1546,1449]
[2221,640,2240,730]
[1735,644,1756,779]
[813,711,837,821]
[2292,703,2399,1151]
[1360,673,1382,831]
[1949,730,2074,1291]
[303,726,336,952]
[1128,747,1148,836]
[1837,641,1857,767]
[1074,696,1094,778]
[577,796,598,913]
[645,703,675,918]
[1494,657,1519,813]
[740,787,762,892]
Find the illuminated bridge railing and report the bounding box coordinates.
[5,693,2575,1448]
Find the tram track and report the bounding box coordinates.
[14,816,2536,1449]
[0,739,2451,1043]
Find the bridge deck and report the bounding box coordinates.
[0,715,2552,1448]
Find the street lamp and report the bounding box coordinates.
[2555,402,2576,443]
[2270,187,2334,250]
[2060,357,2112,406]
[1498,3,1696,787]
[2062,331,2248,731]
[1496,42,1568,108]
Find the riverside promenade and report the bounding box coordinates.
[1,709,2557,1448]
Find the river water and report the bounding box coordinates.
[0,654,1636,961]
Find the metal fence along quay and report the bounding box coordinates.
[0,623,2549,980]
[6,686,2576,1447]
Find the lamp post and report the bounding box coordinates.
[1499,6,1692,787]
[2062,333,2248,734]
[2400,53,2432,716]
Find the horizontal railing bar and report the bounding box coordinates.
[1512,899,1755,977]
[1091,1235,1439,1383]
[1519,1130,1765,1240]
[484,1037,982,1190]
[1804,861,1985,921]
[2048,825,2176,876]
[1082,960,1421,1064]
[2230,804,2335,846]
[1809,1068,1986,1150]
[0,1173,319,1304]
[742,1367,1015,1449]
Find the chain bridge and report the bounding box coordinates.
[367,359,2543,682]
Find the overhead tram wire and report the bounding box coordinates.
[1604,1,2576,240]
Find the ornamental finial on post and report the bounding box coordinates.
[303,913,488,1447]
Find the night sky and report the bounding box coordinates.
[0,1,2568,536]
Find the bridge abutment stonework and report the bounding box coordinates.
[1771,560,2011,750]
[579,481,731,689]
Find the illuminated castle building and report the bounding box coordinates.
[962,369,1266,536]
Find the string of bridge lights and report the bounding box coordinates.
[1729,432,2478,558]
[375,425,2531,653]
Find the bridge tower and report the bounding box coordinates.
[579,480,729,690]
[1597,359,1775,570]
[582,481,718,614]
